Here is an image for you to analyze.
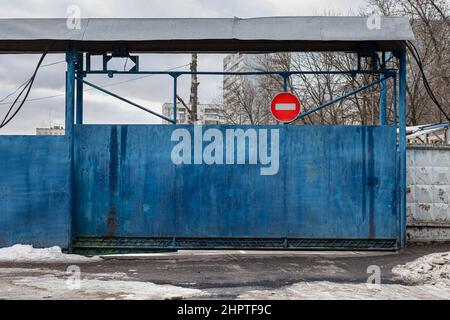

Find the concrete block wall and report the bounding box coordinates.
[407,145,450,241]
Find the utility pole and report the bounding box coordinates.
[175,53,200,124]
[189,53,199,124]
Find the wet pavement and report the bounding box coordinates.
[1,243,450,299]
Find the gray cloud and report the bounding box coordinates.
[0,0,366,134]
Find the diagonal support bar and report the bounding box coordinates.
[288,75,394,124]
[74,76,175,124]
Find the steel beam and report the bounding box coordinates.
[289,75,393,123]
[399,49,407,248]
[65,47,76,253]
[379,70,387,125]
[83,69,396,77]
[76,53,84,125]
[65,50,76,136]
[283,74,288,92]
[74,76,175,123]
[172,74,178,124]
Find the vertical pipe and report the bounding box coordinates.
[76,53,83,125]
[393,75,397,127]
[65,48,76,252]
[282,74,289,125]
[283,74,288,92]
[173,75,177,124]
[66,50,76,137]
[379,70,387,125]
[398,49,407,249]
[102,53,107,72]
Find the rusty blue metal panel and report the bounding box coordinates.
[174,128,286,238]
[0,136,71,249]
[74,125,176,237]
[74,125,398,243]
[285,125,398,239]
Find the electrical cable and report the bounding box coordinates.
[0,63,191,107]
[0,50,49,128]
[0,79,29,103]
[0,78,34,128]
[41,60,65,68]
[0,60,65,103]
[123,57,129,72]
[405,40,450,122]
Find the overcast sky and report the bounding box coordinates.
[0,0,367,134]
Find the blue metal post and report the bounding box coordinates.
[283,74,288,92]
[172,75,178,124]
[66,50,76,137]
[399,49,407,249]
[65,47,76,252]
[379,56,387,125]
[76,53,83,125]
[393,74,397,126]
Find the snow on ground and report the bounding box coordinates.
[241,252,450,300]
[4,267,450,300]
[392,251,450,285]
[1,248,450,299]
[12,275,204,300]
[0,268,204,300]
[0,245,102,263]
[238,281,450,300]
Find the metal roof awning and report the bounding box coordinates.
[0,17,415,53]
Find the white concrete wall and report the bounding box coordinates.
[407,145,450,241]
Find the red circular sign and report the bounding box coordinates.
[270,92,301,123]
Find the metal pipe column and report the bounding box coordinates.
[172,75,178,124]
[379,52,387,125]
[76,53,83,125]
[65,48,76,252]
[379,75,387,124]
[65,50,76,136]
[398,49,407,248]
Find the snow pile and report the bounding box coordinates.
[0,268,204,300]
[238,281,450,300]
[0,245,101,263]
[11,275,204,300]
[392,252,450,285]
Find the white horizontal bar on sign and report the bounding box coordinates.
[275,103,296,111]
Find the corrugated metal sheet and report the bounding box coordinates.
[0,17,414,53]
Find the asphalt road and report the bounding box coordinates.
[1,243,450,299]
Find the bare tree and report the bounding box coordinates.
[176,53,200,124]
[221,75,275,125]
[222,1,450,127]
[255,51,384,125]
[369,0,450,125]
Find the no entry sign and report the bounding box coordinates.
[270,92,301,123]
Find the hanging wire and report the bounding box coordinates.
[0,49,50,128]
[405,40,450,122]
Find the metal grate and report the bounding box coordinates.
[74,237,398,254]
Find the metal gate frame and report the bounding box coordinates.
[62,48,408,253]
[0,17,415,253]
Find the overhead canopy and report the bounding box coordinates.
[0,17,414,53]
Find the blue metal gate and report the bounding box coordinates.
[0,17,414,253]
[72,124,400,253]
[0,48,409,253]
